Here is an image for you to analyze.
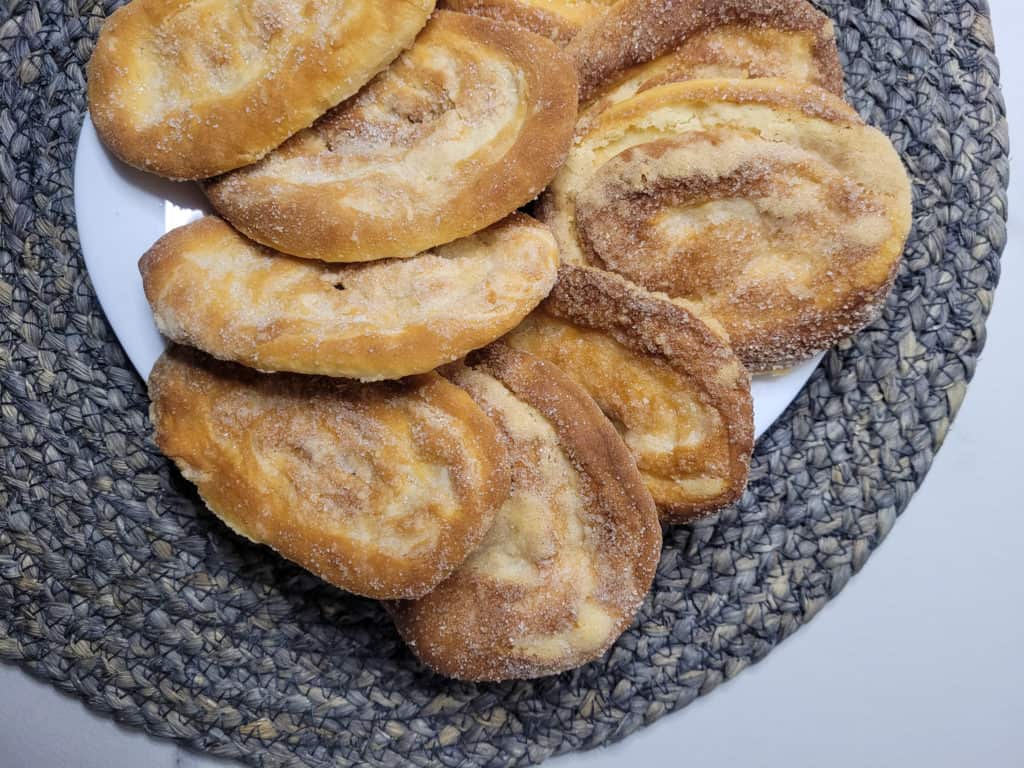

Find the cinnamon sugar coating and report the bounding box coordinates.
[504,265,753,521]
[148,347,510,600]
[569,0,843,104]
[88,0,434,179]
[205,11,578,262]
[443,0,616,44]
[391,345,660,681]
[140,214,558,381]
[539,79,913,370]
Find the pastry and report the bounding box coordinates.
[504,265,753,521]
[538,79,913,370]
[443,0,615,44]
[391,345,661,681]
[139,214,559,381]
[570,0,843,111]
[205,11,578,263]
[87,0,433,180]
[147,346,510,600]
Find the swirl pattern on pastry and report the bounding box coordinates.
[148,347,510,600]
[443,0,616,44]
[539,79,913,370]
[570,0,843,106]
[140,214,559,381]
[391,345,661,681]
[205,11,578,263]
[504,265,753,521]
[87,0,434,180]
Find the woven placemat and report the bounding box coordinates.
[0,1,1009,766]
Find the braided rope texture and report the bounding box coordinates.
[0,1,1009,765]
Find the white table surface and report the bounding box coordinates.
[3,2,1022,766]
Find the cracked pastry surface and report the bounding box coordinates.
[205,10,578,262]
[139,214,559,380]
[538,78,913,370]
[391,345,661,681]
[147,346,510,600]
[504,265,753,521]
[88,0,434,179]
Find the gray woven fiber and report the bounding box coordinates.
[0,0,1009,765]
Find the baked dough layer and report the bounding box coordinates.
[148,347,510,600]
[443,0,616,44]
[569,0,843,104]
[140,214,558,380]
[504,265,753,521]
[538,79,913,370]
[391,345,661,681]
[205,10,578,262]
[88,0,434,179]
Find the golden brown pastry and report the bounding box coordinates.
[205,11,578,263]
[538,79,913,370]
[139,214,558,381]
[504,265,753,521]
[148,346,510,600]
[570,0,843,110]
[87,0,434,180]
[391,345,661,681]
[443,0,616,44]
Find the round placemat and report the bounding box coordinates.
[0,1,1009,766]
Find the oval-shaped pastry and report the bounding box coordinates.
[87,0,434,180]
[140,214,559,380]
[504,265,753,522]
[539,79,913,370]
[148,347,510,600]
[443,0,616,44]
[391,345,661,681]
[570,0,843,106]
[205,11,578,263]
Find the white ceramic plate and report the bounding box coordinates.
[73,115,822,438]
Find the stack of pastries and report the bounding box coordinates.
[88,0,911,681]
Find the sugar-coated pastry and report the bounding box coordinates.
[205,11,578,263]
[538,79,913,370]
[140,214,558,381]
[443,0,615,44]
[504,265,753,521]
[148,347,510,600]
[391,345,661,681]
[87,0,434,180]
[570,0,843,107]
